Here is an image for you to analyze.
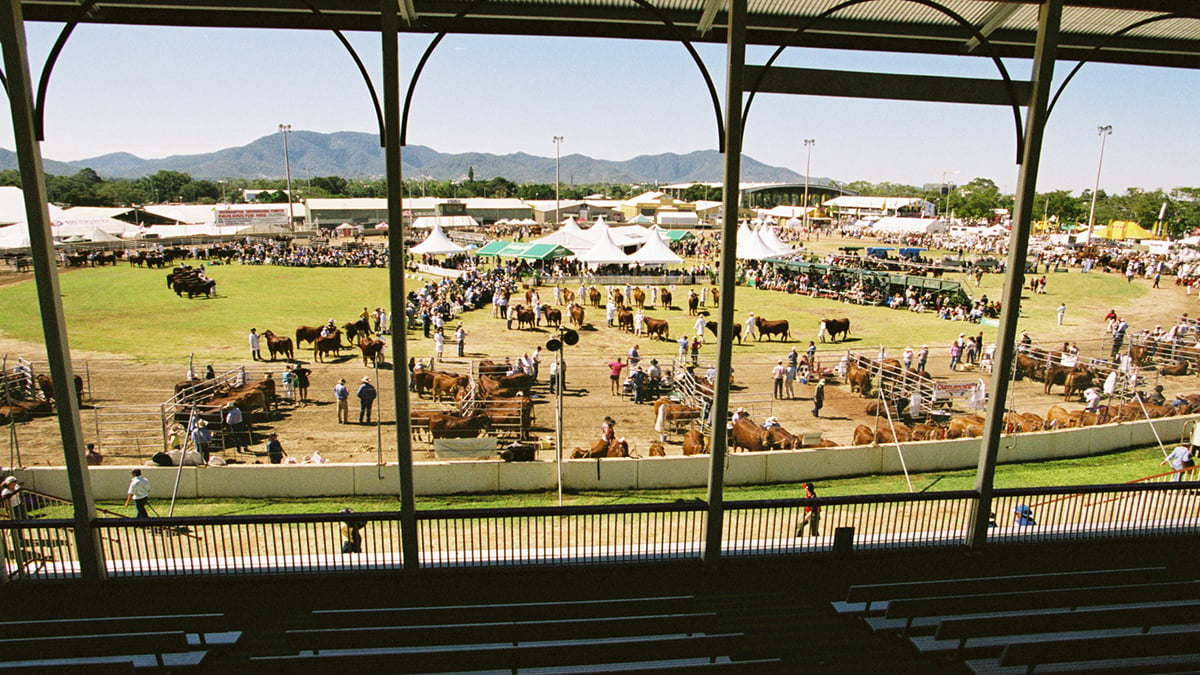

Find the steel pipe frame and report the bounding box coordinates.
[0,0,103,583]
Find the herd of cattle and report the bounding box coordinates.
[291,321,385,366]
[172,375,279,425]
[407,361,536,441]
[166,266,217,298]
[0,373,83,425]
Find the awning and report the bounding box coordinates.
[475,241,572,260]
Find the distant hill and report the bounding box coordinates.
[0,131,812,184]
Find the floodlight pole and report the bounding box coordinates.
[279,124,294,230]
[553,136,563,223]
[941,169,958,220]
[1084,125,1112,246]
[802,139,814,229]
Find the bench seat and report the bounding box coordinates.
[306,596,695,628]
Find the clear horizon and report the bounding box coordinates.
[0,23,1195,195]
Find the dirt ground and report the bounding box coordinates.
[3,247,1198,469]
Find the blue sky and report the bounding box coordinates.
[2,22,1197,194]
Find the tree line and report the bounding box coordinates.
[3,167,1196,237]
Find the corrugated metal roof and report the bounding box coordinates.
[17,1,1200,70]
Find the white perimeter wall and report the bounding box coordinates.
[15,414,1196,501]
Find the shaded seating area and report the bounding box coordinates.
[250,595,774,673]
[0,612,241,672]
[834,565,1200,673]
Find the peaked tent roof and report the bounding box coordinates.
[410,222,467,255]
[575,226,633,265]
[628,230,684,265]
[0,224,32,250]
[735,221,782,260]
[531,219,592,252]
[757,225,794,256]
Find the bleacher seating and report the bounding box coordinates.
[0,612,239,673]
[249,595,775,674]
[833,565,1200,674]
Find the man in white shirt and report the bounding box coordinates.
[123,469,151,518]
[248,328,261,361]
[1162,444,1194,481]
[743,313,757,341]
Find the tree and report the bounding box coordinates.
[136,170,193,203]
[311,175,349,196]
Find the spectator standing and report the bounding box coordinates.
[811,378,825,417]
[531,346,543,381]
[693,314,707,338]
[678,335,690,359]
[787,347,799,370]
[806,341,817,363]
[334,378,350,424]
[224,403,249,453]
[1057,302,1066,326]
[356,377,377,424]
[608,358,626,395]
[266,433,287,464]
[784,362,797,400]
[772,360,786,399]
[600,416,616,442]
[281,365,296,402]
[248,328,262,361]
[85,443,103,466]
[506,304,516,330]
[293,365,311,403]
[190,420,212,462]
[340,508,364,553]
[690,337,702,367]
[631,366,648,404]
[123,469,151,518]
[628,344,641,369]
[433,328,445,366]
[455,323,467,357]
[548,359,560,394]
[795,483,820,537]
[2,476,25,520]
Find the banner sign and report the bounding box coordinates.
[933,382,979,400]
[216,208,290,227]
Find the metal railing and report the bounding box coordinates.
[3,482,1198,582]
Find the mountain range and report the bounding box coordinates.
[0,131,815,185]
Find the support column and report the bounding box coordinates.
[703,0,746,567]
[381,0,419,572]
[0,0,103,582]
[968,0,1062,548]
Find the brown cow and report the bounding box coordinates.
[1013,353,1045,381]
[660,289,673,309]
[687,291,699,315]
[705,321,742,345]
[429,412,490,439]
[295,325,325,346]
[560,287,575,305]
[846,363,871,397]
[261,330,295,361]
[1043,364,1082,395]
[568,303,585,327]
[1162,362,1189,376]
[483,395,534,437]
[632,287,646,309]
[653,398,700,433]
[588,287,602,308]
[819,318,850,343]
[947,414,984,438]
[682,430,708,455]
[514,304,535,330]
[910,423,945,441]
[764,424,801,449]
[1044,405,1073,429]
[643,318,670,341]
[612,289,624,307]
[647,440,666,457]
[1063,368,1094,401]
[432,372,469,402]
[755,317,791,342]
[616,309,634,332]
[313,334,343,362]
[35,373,84,405]
[540,305,562,328]
[574,438,631,458]
[852,424,875,446]
[358,336,385,367]
[711,287,720,306]
[731,418,769,452]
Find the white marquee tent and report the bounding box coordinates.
[531,217,593,252]
[627,230,683,265]
[574,227,633,265]
[757,225,794,256]
[0,224,31,250]
[868,217,949,235]
[735,221,782,260]
[410,222,467,255]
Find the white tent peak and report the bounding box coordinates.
[410,222,467,255]
[628,230,683,265]
[575,225,632,265]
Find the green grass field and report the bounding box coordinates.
[0,252,1151,364]
[92,444,1166,515]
